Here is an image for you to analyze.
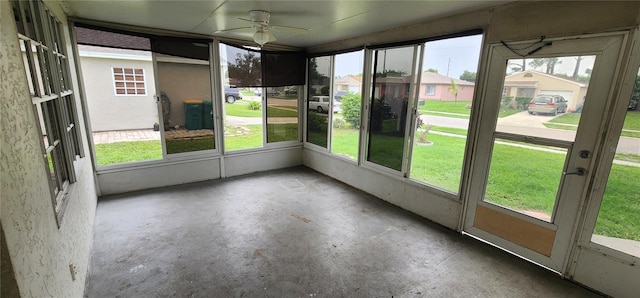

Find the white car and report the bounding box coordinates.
[308,96,340,113]
[308,96,330,113]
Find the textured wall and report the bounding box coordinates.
[0,1,98,297]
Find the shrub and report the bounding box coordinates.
[332,117,345,129]
[515,96,532,110]
[341,92,361,128]
[308,112,327,131]
[247,101,261,110]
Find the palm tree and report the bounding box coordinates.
[448,79,459,105]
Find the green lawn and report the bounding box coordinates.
[545,111,640,137]
[225,102,298,118]
[420,100,472,115]
[419,100,523,118]
[95,141,162,165]
[225,124,263,150]
[225,102,261,117]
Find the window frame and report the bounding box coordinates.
[425,84,436,96]
[12,0,84,226]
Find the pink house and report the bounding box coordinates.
[419,71,475,102]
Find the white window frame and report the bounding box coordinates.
[425,84,436,96]
[13,0,83,226]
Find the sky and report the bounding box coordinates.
[333,34,595,80]
[334,34,483,79]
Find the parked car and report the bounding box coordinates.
[224,86,243,104]
[308,96,340,113]
[284,87,298,95]
[334,90,347,101]
[309,96,330,113]
[252,88,262,96]
[527,95,568,116]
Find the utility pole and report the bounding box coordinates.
[446,57,452,77]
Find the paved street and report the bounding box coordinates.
[421,111,639,155]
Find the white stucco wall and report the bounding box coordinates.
[79,50,157,131]
[1,1,97,297]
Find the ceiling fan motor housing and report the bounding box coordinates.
[249,10,271,27]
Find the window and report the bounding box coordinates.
[331,50,364,161]
[425,84,436,95]
[307,56,331,148]
[112,67,146,95]
[13,0,83,224]
[408,34,482,193]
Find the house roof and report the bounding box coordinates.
[335,75,362,85]
[505,70,588,87]
[420,71,474,86]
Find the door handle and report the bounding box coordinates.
[563,167,587,176]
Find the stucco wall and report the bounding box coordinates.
[419,83,475,101]
[156,61,213,128]
[1,1,97,297]
[80,55,157,131]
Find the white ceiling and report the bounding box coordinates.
[62,0,510,48]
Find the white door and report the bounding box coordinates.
[463,33,627,273]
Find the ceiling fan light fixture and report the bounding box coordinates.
[253,27,271,46]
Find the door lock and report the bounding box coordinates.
[579,150,591,158]
[563,167,587,176]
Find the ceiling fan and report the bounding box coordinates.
[216,10,309,47]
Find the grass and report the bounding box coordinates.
[545,111,640,137]
[595,164,640,240]
[225,124,263,150]
[95,141,162,165]
[419,100,524,118]
[166,138,214,154]
[420,100,472,115]
[225,102,298,118]
[225,102,261,117]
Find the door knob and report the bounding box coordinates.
[563,167,587,176]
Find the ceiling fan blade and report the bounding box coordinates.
[214,26,252,33]
[237,17,253,23]
[271,25,308,35]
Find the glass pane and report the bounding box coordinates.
[497,56,596,141]
[307,56,331,147]
[78,44,162,166]
[484,139,568,222]
[46,151,59,196]
[267,85,299,143]
[157,58,215,154]
[409,34,482,192]
[367,46,416,171]
[331,50,364,160]
[219,44,263,151]
[591,69,640,257]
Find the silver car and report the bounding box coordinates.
[528,95,568,116]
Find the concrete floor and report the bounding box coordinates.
[85,167,602,297]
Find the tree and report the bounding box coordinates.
[572,56,584,80]
[341,92,362,128]
[459,70,476,82]
[227,52,261,85]
[448,79,459,105]
[426,68,438,73]
[528,58,562,74]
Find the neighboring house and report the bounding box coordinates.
[419,71,475,102]
[79,45,157,132]
[504,70,588,111]
[335,75,362,93]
